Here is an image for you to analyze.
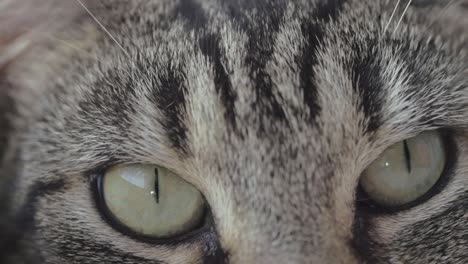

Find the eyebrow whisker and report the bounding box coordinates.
[392,0,413,36]
[381,0,401,39]
[74,0,130,58]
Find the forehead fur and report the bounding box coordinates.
[2,0,468,263]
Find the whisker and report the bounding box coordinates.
[45,35,100,61]
[392,0,413,36]
[74,0,130,57]
[381,0,401,39]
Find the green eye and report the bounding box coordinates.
[360,131,447,208]
[97,164,206,239]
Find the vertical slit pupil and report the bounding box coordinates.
[403,140,412,173]
[154,168,160,203]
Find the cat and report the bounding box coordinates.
[0,0,467,263]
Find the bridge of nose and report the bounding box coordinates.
[213,182,360,264]
[199,111,364,263]
[223,233,360,264]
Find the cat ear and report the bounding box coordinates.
[0,0,85,69]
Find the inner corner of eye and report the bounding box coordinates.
[97,163,207,239]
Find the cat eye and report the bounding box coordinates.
[96,164,206,240]
[360,131,447,208]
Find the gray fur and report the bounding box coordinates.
[1,0,468,263]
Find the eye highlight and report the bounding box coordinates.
[360,131,447,208]
[96,164,206,240]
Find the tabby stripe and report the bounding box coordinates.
[17,179,67,230]
[173,0,208,30]
[55,223,164,263]
[396,39,443,127]
[149,0,207,155]
[0,76,13,162]
[298,0,347,122]
[201,231,229,264]
[314,0,348,21]
[78,68,138,138]
[224,0,289,129]
[351,207,384,263]
[199,33,238,129]
[152,64,190,155]
[174,0,239,130]
[1,179,67,264]
[350,40,384,133]
[298,21,323,122]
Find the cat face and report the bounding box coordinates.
[1,0,468,263]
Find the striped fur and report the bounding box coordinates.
[1,0,468,263]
